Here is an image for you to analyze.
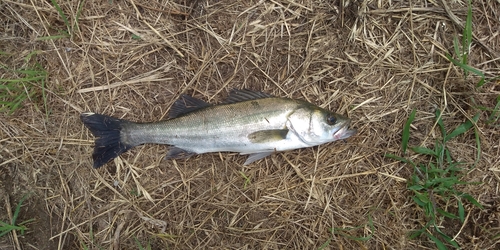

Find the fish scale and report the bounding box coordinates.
[128,98,297,151]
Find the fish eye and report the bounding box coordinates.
[327,115,337,125]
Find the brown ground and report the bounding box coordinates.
[1,0,499,249]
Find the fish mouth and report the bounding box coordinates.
[333,124,357,141]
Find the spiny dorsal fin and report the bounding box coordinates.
[169,95,210,118]
[224,89,273,104]
[247,129,289,143]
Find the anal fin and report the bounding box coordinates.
[243,152,273,165]
[165,147,196,159]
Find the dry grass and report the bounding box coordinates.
[1,0,499,249]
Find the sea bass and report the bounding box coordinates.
[81,89,356,168]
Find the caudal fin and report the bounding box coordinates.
[80,112,134,168]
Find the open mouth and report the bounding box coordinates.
[333,125,357,141]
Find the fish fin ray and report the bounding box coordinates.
[80,112,135,168]
[165,147,196,159]
[224,89,273,104]
[248,129,289,143]
[169,95,210,118]
[244,152,273,165]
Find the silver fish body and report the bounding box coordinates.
[81,89,356,168]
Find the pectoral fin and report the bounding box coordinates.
[247,129,288,143]
[244,152,273,165]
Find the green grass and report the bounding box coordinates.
[36,0,85,40]
[318,216,374,249]
[0,51,48,116]
[80,225,105,250]
[135,237,152,250]
[132,34,142,40]
[0,194,35,238]
[239,171,251,189]
[445,0,500,127]
[445,0,486,87]
[388,3,490,248]
[386,109,483,250]
[444,0,500,127]
[474,93,500,127]
[486,95,500,125]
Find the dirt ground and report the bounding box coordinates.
[1,0,499,249]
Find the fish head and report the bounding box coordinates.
[288,106,356,145]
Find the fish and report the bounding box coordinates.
[80,89,356,168]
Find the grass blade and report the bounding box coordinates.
[446,55,485,79]
[50,0,70,34]
[426,232,448,250]
[1,54,48,115]
[473,127,481,167]
[412,195,427,207]
[239,171,251,189]
[408,184,424,191]
[445,114,479,141]
[384,154,416,166]
[72,0,86,35]
[452,37,460,60]
[434,226,460,248]
[317,238,331,250]
[475,78,486,88]
[435,109,446,137]
[409,226,427,240]
[437,208,458,219]
[42,77,48,119]
[458,199,465,223]
[486,95,500,124]
[35,35,69,41]
[410,146,437,157]
[402,109,416,154]
[331,216,374,241]
[12,194,30,224]
[463,0,472,60]
[461,193,483,209]
[1,76,46,82]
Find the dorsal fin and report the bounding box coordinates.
[168,95,210,118]
[224,89,273,104]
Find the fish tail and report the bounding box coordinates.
[80,112,134,168]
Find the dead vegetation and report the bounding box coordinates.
[0,0,499,249]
